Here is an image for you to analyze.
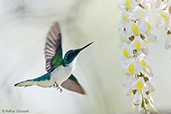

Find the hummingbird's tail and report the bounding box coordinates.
[14,72,52,88]
[14,79,37,87]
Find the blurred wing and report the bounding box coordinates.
[45,22,63,72]
[61,74,86,95]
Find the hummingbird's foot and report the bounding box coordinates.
[53,82,62,93]
[53,82,58,88]
[57,87,62,93]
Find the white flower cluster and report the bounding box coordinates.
[117,0,158,113]
[155,0,171,49]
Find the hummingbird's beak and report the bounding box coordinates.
[78,41,94,52]
[74,41,94,56]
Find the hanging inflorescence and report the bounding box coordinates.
[155,0,171,49]
[117,0,161,113]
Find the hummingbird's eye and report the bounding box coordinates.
[66,50,74,61]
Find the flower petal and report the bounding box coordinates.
[146,81,155,92]
[146,32,158,42]
[165,36,171,49]
[131,23,139,35]
[147,102,158,113]
[136,80,144,91]
[143,65,153,77]
[128,64,135,74]
[156,17,164,28]
[140,58,146,67]
[133,91,142,104]
[155,0,161,8]
[125,0,131,9]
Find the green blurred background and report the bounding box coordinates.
[0,0,171,114]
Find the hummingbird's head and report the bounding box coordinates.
[63,41,94,66]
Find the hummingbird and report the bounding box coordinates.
[14,22,93,95]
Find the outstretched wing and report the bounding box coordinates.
[61,74,86,95]
[45,22,63,72]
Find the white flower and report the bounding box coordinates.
[130,77,156,111]
[122,74,136,88]
[155,0,171,50]
[122,58,143,75]
[131,7,146,20]
[121,42,132,58]
[165,35,171,49]
[131,77,147,91]
[131,78,146,110]
[145,32,158,42]
[141,47,149,55]
[126,22,140,37]
[155,0,161,8]
[143,64,153,77]
[139,57,147,68]
[156,10,170,28]
[118,26,129,42]
[164,17,171,31]
[146,81,155,92]
[119,10,131,25]
[139,19,152,34]
[156,0,171,29]
[118,0,158,113]
[131,35,146,50]
[118,0,137,11]
[133,90,142,106]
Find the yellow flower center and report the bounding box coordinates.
[134,41,141,49]
[136,80,143,91]
[122,47,130,58]
[140,59,146,67]
[145,41,150,43]
[128,64,134,74]
[160,13,168,19]
[122,72,128,75]
[122,14,129,22]
[145,21,151,31]
[131,24,139,35]
[125,0,131,9]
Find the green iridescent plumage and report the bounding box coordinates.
[51,48,63,70]
[69,74,77,82]
[34,72,51,81]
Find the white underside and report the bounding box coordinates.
[50,59,76,85]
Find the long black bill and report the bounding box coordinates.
[72,41,93,60]
[78,41,94,52]
[74,41,94,55]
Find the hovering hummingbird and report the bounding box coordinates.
[14,22,93,95]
